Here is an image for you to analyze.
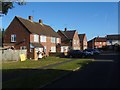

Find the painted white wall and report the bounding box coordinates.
[61,46,69,52]
[107,40,120,45]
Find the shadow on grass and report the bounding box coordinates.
[2,61,89,88]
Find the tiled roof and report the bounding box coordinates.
[16,16,61,38]
[58,30,76,40]
[94,37,107,42]
[107,34,120,40]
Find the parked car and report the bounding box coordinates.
[68,50,84,58]
[83,48,100,56]
[83,49,93,57]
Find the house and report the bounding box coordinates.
[106,34,120,50]
[57,28,80,52]
[78,34,87,50]
[3,16,61,59]
[106,34,120,46]
[88,36,107,49]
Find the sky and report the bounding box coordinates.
[1,2,118,41]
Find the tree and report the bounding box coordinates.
[0,0,25,15]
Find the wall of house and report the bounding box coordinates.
[83,36,87,50]
[72,31,80,50]
[30,34,61,56]
[107,40,120,45]
[3,17,31,58]
[87,40,94,49]
[95,41,107,48]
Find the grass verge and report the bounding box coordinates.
[2,58,92,88]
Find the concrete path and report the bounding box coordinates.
[45,52,120,88]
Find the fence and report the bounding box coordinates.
[0,49,27,61]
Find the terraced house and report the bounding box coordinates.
[88,36,107,49]
[57,28,80,52]
[3,16,61,59]
[78,34,87,50]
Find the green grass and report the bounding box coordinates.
[2,58,93,88]
[2,56,69,69]
[49,59,91,71]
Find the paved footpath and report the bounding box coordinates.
[45,52,120,88]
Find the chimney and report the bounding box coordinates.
[64,28,67,31]
[28,16,33,21]
[39,19,43,24]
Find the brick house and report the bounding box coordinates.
[57,28,80,52]
[3,16,61,59]
[106,34,120,46]
[78,34,87,50]
[88,36,107,49]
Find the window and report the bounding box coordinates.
[51,37,56,43]
[73,39,76,44]
[51,46,56,52]
[34,34,39,42]
[57,38,59,43]
[40,35,46,42]
[20,46,26,50]
[11,34,16,42]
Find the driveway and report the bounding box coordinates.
[45,51,120,88]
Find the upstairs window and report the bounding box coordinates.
[56,38,60,43]
[51,37,56,43]
[40,35,46,42]
[11,34,16,42]
[34,34,39,42]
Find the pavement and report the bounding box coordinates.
[44,51,120,88]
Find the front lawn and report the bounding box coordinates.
[2,56,69,69]
[2,57,93,88]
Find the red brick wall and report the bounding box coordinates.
[72,31,80,50]
[4,17,31,58]
[30,34,61,56]
[95,41,107,48]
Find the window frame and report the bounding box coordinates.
[34,34,39,42]
[11,34,16,42]
[51,37,56,43]
[40,35,46,42]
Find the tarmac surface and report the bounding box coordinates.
[45,51,120,88]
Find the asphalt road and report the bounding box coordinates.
[45,51,120,88]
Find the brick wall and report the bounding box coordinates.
[3,17,31,58]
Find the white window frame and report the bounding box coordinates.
[40,35,46,42]
[11,34,16,42]
[51,37,56,43]
[57,38,59,43]
[34,34,39,42]
[51,46,56,52]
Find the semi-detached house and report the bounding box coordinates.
[3,16,61,59]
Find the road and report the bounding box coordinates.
[45,51,120,88]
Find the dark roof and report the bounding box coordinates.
[78,34,86,41]
[94,37,107,42]
[15,16,61,38]
[107,34,120,40]
[58,30,76,40]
